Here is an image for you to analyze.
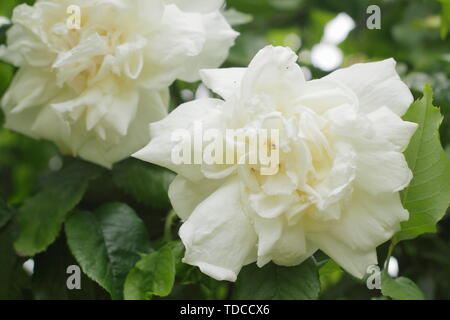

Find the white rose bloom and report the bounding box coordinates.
[134,46,418,281]
[0,0,237,167]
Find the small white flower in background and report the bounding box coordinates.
[0,0,237,167]
[134,46,418,282]
[0,16,10,27]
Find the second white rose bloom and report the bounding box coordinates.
[0,0,237,167]
[135,46,418,281]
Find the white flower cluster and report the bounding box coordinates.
[1,1,417,282]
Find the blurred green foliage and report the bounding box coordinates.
[0,0,449,300]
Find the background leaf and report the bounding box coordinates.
[65,203,152,299]
[124,243,175,300]
[233,259,320,300]
[319,259,344,292]
[0,197,12,228]
[381,272,425,300]
[439,0,450,38]
[112,159,174,210]
[14,161,102,256]
[0,62,13,96]
[0,208,20,299]
[31,237,109,300]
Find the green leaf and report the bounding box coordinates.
[319,259,344,291]
[32,237,108,300]
[0,216,18,299]
[381,272,425,300]
[124,243,175,300]
[198,275,230,300]
[0,62,13,96]
[267,27,302,51]
[171,241,202,285]
[14,161,102,256]
[269,0,304,11]
[0,197,13,229]
[0,204,30,300]
[112,159,174,209]
[0,0,20,17]
[233,259,320,300]
[397,85,450,241]
[439,0,450,39]
[65,203,151,300]
[166,241,229,299]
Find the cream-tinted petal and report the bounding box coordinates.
[308,233,377,279]
[241,46,306,104]
[368,106,418,152]
[165,0,224,13]
[323,59,413,116]
[355,150,413,194]
[133,98,224,181]
[327,190,408,252]
[177,11,239,82]
[179,177,257,282]
[168,175,223,220]
[200,68,246,101]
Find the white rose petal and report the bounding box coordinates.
[165,0,225,13]
[323,58,414,116]
[0,0,238,167]
[179,176,257,282]
[135,45,418,280]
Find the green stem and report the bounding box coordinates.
[385,239,397,271]
[163,210,177,243]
